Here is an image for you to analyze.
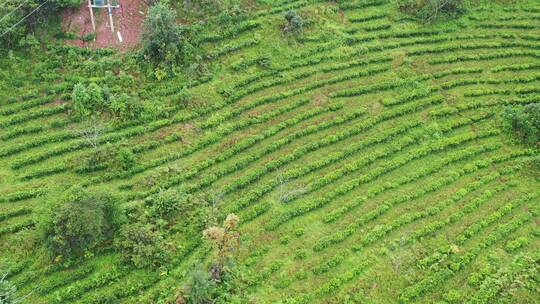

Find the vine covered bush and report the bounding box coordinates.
[115,221,170,268]
[397,0,465,22]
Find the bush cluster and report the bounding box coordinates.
[71,82,143,120]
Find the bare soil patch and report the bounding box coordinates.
[62,0,148,52]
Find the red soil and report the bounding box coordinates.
[62,0,148,52]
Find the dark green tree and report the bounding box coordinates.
[40,187,120,261]
[284,10,303,35]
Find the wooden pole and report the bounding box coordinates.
[88,0,96,31]
[107,0,115,33]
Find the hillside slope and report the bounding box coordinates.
[1,0,539,303]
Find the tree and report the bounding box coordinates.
[140,4,195,70]
[73,116,107,150]
[283,10,303,35]
[203,213,240,280]
[40,187,119,261]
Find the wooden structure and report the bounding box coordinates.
[88,0,120,32]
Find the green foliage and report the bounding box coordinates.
[505,236,530,252]
[109,93,144,121]
[144,188,186,220]
[180,262,245,304]
[71,83,144,121]
[502,103,540,146]
[442,290,462,303]
[80,32,96,42]
[115,221,170,268]
[52,0,83,7]
[397,0,465,22]
[40,187,120,261]
[71,82,107,118]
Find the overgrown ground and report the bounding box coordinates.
[1,0,539,303]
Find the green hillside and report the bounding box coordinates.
[0,0,539,303]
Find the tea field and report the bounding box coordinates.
[0,0,539,303]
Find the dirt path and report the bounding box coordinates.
[62,0,148,52]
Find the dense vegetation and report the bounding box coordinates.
[0,0,539,303]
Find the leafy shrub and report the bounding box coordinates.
[144,188,186,220]
[109,93,144,121]
[502,103,540,146]
[443,290,462,303]
[77,143,116,173]
[397,0,465,22]
[116,147,137,171]
[71,82,108,118]
[80,32,96,42]
[294,249,307,260]
[505,236,530,252]
[40,187,120,261]
[115,221,170,268]
[72,83,144,121]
